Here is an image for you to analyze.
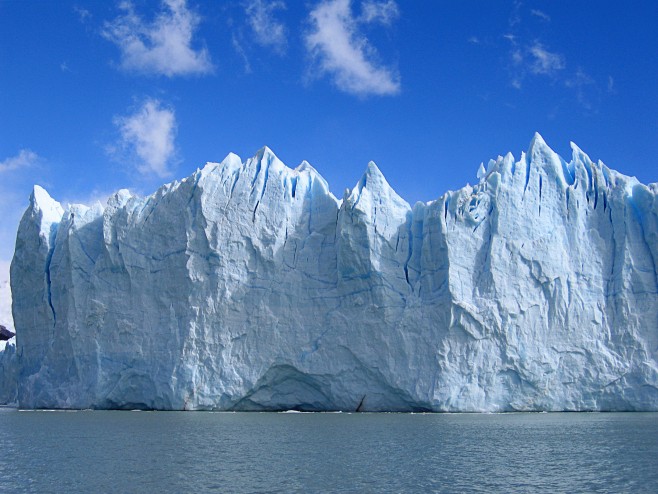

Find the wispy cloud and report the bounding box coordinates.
[565,68,594,89]
[113,99,178,178]
[565,68,599,110]
[502,5,565,88]
[508,0,522,27]
[607,76,616,94]
[359,0,398,25]
[74,5,92,24]
[305,0,400,97]
[245,0,287,53]
[499,4,607,112]
[103,0,213,77]
[530,9,550,22]
[528,42,565,76]
[232,33,253,73]
[505,34,565,88]
[0,149,39,173]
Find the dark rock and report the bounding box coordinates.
[0,325,15,341]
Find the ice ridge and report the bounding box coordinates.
[2,134,658,411]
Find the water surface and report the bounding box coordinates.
[0,409,656,493]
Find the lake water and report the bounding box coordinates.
[0,409,657,493]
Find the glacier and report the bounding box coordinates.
[2,133,658,411]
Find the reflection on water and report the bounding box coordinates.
[0,409,657,493]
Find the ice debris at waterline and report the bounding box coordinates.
[2,133,658,411]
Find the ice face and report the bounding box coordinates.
[4,135,658,411]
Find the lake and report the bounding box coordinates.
[0,409,657,493]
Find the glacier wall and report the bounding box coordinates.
[5,134,658,411]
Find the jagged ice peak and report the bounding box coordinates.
[30,133,646,218]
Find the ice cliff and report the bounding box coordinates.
[3,134,658,411]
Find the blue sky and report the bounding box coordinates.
[0,0,657,263]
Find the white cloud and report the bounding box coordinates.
[496,3,605,110]
[528,43,565,76]
[502,4,564,87]
[506,36,565,84]
[103,0,213,77]
[113,99,178,178]
[607,75,615,94]
[0,149,39,173]
[232,33,253,73]
[74,5,92,24]
[530,9,551,22]
[508,0,522,27]
[305,0,400,97]
[360,0,398,25]
[245,0,287,52]
[566,68,598,110]
[565,68,593,89]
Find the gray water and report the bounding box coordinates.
[0,409,657,493]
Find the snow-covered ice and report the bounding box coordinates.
[2,134,658,411]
